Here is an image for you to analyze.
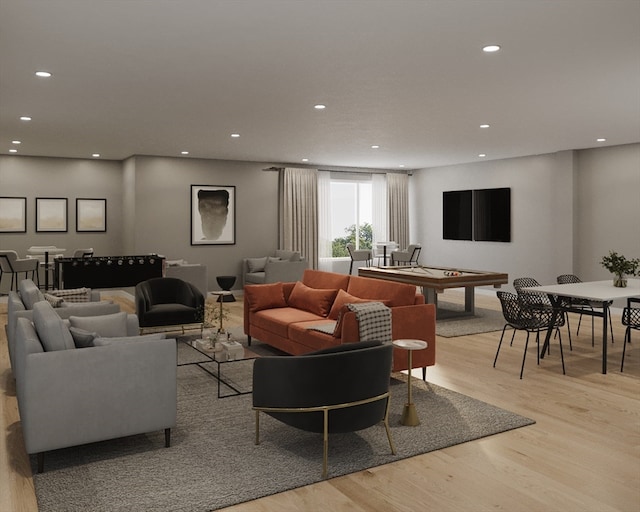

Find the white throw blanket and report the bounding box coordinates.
[346,302,392,343]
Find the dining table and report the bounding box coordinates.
[523,279,640,374]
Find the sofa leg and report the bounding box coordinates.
[165,428,171,448]
[247,335,252,346]
[37,452,44,473]
[422,367,426,381]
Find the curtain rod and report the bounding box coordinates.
[262,165,407,175]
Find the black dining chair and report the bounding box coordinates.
[557,274,614,346]
[494,291,566,379]
[621,298,640,372]
[513,277,572,350]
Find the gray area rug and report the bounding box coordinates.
[33,340,533,512]
[436,301,505,338]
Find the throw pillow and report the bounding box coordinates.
[69,327,98,348]
[32,301,75,351]
[288,281,338,317]
[69,311,129,338]
[93,333,167,346]
[247,257,268,273]
[44,292,64,308]
[49,287,92,303]
[268,256,281,263]
[327,289,383,320]
[245,282,287,312]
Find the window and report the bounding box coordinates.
[329,175,373,257]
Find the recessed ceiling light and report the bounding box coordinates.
[181,151,189,155]
[9,149,18,153]
[92,153,100,158]
[314,104,326,110]
[231,133,240,138]
[482,45,501,53]
[399,165,405,168]
[478,153,487,158]
[596,138,606,142]
[20,116,32,121]
[371,145,380,149]
[35,70,52,78]
[301,158,309,162]
[12,140,21,144]
[480,124,490,128]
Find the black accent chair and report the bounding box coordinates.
[494,291,565,379]
[135,277,205,333]
[621,298,640,372]
[252,341,396,478]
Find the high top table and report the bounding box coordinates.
[26,246,66,290]
[522,279,640,374]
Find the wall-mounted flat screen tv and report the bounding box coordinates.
[442,187,511,242]
[443,190,472,240]
[473,187,511,242]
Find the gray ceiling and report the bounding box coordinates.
[1,0,639,170]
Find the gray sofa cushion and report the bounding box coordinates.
[275,250,301,261]
[247,257,268,273]
[69,327,99,348]
[69,312,129,338]
[19,279,45,309]
[32,301,75,352]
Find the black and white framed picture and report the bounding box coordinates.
[190,185,235,245]
[76,198,107,232]
[0,196,27,233]
[36,197,68,232]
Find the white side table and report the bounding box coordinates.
[392,339,428,426]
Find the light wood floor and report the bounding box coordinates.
[2,291,638,512]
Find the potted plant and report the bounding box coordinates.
[600,250,640,287]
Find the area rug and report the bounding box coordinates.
[436,301,505,338]
[32,343,535,512]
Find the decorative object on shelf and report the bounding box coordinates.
[190,184,236,245]
[600,250,639,288]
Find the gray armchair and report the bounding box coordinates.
[346,243,372,274]
[14,301,177,472]
[253,341,395,478]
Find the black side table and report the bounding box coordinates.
[216,275,236,302]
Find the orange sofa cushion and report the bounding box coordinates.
[302,269,350,291]
[288,281,338,317]
[245,282,287,312]
[327,289,389,320]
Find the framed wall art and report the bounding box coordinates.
[0,197,27,233]
[76,198,107,232]
[191,185,236,245]
[36,197,68,232]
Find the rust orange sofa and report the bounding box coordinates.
[244,269,435,374]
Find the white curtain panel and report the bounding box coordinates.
[317,170,332,260]
[279,167,319,269]
[372,173,388,245]
[387,173,409,251]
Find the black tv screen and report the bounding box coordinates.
[473,187,511,242]
[443,190,472,240]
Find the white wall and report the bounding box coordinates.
[409,144,640,291]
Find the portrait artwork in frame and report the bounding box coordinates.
[76,198,107,232]
[0,196,27,233]
[36,197,68,232]
[191,185,236,245]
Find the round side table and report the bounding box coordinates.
[392,339,428,426]
[216,275,236,302]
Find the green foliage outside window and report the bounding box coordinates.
[332,222,373,257]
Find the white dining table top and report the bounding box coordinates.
[27,247,66,255]
[524,279,640,302]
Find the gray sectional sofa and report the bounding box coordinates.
[13,301,177,472]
